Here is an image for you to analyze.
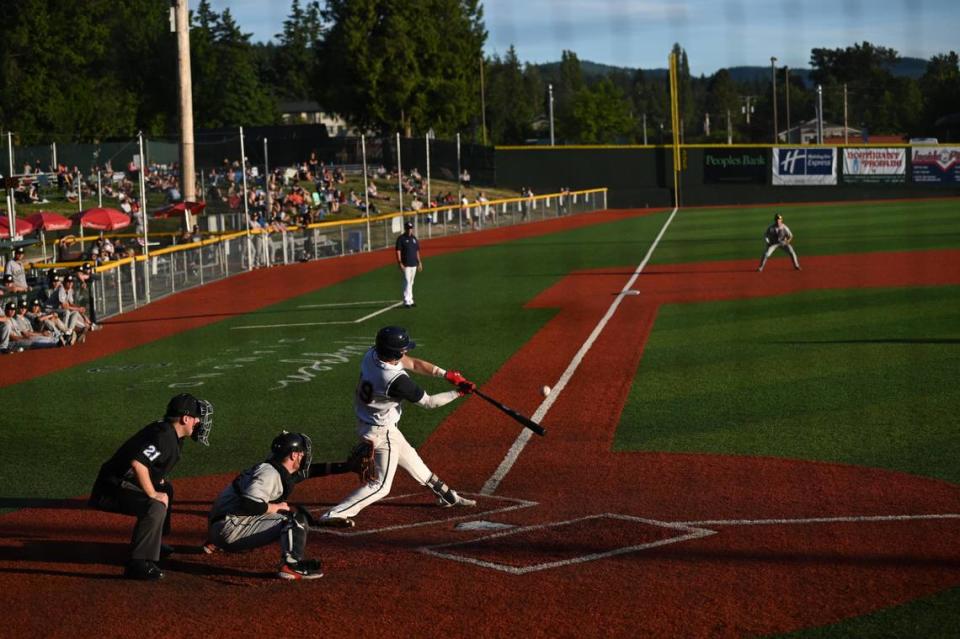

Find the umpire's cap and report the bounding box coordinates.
[404,221,414,230]
[165,393,205,420]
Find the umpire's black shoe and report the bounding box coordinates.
[124,559,164,581]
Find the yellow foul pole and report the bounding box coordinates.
[669,53,682,208]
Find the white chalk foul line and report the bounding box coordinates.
[298,300,397,308]
[677,513,960,527]
[232,301,404,330]
[480,206,680,496]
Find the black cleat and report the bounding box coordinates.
[124,559,164,581]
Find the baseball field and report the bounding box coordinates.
[1,198,958,637]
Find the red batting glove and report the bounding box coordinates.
[444,370,467,386]
[457,380,476,396]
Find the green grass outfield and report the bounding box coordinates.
[1,198,958,636]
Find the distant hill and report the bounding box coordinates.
[536,56,929,87]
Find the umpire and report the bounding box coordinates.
[89,393,214,580]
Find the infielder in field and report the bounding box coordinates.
[205,432,372,580]
[757,212,801,272]
[318,325,477,527]
[89,393,213,580]
[395,221,422,308]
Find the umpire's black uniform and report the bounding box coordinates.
[90,421,181,560]
[89,393,211,580]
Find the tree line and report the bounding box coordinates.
[0,0,956,146]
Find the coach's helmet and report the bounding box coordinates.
[271,431,313,478]
[375,325,416,361]
[165,393,214,446]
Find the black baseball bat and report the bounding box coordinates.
[473,389,546,436]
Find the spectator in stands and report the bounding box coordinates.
[476,192,490,221]
[1,273,15,296]
[49,274,96,335]
[460,169,471,188]
[4,247,30,293]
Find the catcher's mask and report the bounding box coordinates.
[375,325,416,361]
[165,393,214,446]
[271,431,313,478]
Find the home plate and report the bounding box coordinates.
[454,520,518,532]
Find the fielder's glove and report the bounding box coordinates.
[347,440,376,483]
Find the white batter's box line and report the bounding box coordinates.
[418,513,716,575]
[232,301,404,330]
[311,493,538,537]
[675,512,960,527]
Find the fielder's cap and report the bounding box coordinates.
[64,274,74,283]
[18,299,28,308]
[2,273,12,283]
[774,212,783,220]
[165,393,204,420]
[4,301,16,311]
[30,298,41,306]
[81,262,93,272]
[13,246,24,254]
[404,221,414,229]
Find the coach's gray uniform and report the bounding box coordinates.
[208,461,306,559]
[758,220,801,271]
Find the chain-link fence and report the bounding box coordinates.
[18,188,606,321]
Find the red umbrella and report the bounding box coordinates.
[74,207,131,231]
[26,211,73,231]
[0,217,35,238]
[152,201,207,219]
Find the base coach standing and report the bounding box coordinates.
[395,221,422,308]
[89,393,214,580]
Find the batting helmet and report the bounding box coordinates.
[270,431,313,475]
[375,325,416,361]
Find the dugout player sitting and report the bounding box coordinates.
[204,432,371,580]
[88,393,213,581]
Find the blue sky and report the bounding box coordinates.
[208,0,959,75]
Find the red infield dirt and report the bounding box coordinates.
[1,211,959,638]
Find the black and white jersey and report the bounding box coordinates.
[209,461,295,522]
[764,223,793,245]
[354,347,424,427]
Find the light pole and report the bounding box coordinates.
[784,66,791,142]
[771,56,778,143]
[741,96,754,124]
[479,56,487,146]
[548,84,555,146]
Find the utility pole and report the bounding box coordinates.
[742,96,754,124]
[784,66,791,143]
[174,0,196,223]
[479,56,487,146]
[642,113,648,145]
[771,56,778,143]
[548,84,555,146]
[817,85,824,144]
[843,83,849,144]
[726,109,732,145]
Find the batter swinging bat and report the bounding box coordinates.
[474,389,546,436]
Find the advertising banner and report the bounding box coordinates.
[911,147,960,183]
[842,148,906,183]
[703,150,767,184]
[772,148,837,185]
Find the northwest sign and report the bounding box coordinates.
[842,148,906,183]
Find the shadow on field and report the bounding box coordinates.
[0,539,127,566]
[102,305,363,326]
[0,497,88,510]
[646,547,960,569]
[775,338,960,345]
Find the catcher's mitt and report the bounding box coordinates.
[347,441,376,483]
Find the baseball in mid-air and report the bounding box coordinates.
[541,385,551,397]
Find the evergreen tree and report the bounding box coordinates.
[570,79,634,143]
